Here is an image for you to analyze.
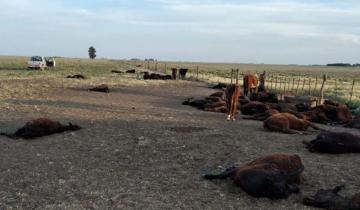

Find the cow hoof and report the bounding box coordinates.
[227,115,231,121]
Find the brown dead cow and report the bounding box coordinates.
[264,113,321,134]
[66,74,86,79]
[243,109,280,121]
[89,84,109,93]
[203,153,304,199]
[303,185,360,210]
[345,118,360,129]
[0,118,81,139]
[304,104,352,124]
[303,131,360,154]
[240,101,270,115]
[225,69,241,121]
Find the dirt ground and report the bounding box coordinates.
[0,79,359,210]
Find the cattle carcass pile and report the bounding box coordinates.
[143,72,172,80]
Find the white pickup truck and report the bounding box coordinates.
[27,56,56,70]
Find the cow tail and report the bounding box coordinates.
[306,120,325,131]
[203,166,236,180]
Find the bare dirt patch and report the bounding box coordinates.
[0,78,359,210]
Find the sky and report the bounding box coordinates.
[0,0,359,64]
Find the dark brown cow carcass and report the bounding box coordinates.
[204,153,304,199]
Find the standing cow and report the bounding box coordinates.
[179,68,188,80]
[243,73,259,96]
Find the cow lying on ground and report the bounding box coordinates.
[66,74,86,79]
[240,101,270,115]
[183,97,227,113]
[345,118,360,129]
[264,113,321,134]
[204,153,304,199]
[210,83,227,90]
[111,70,124,74]
[143,72,172,80]
[303,131,360,154]
[89,84,109,93]
[0,118,81,139]
[126,69,136,74]
[303,185,360,210]
[303,104,352,124]
[250,91,278,103]
[243,109,280,121]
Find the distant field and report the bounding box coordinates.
[0,56,359,107]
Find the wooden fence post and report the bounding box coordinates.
[164,64,167,74]
[350,80,356,102]
[308,78,312,95]
[313,76,318,95]
[318,75,327,105]
[274,76,278,92]
[335,79,338,97]
[292,78,296,94]
[295,78,301,95]
[302,78,306,92]
[283,77,287,96]
[196,66,199,81]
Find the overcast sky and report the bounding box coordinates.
[0,0,359,64]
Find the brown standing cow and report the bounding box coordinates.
[243,73,259,96]
[225,69,241,121]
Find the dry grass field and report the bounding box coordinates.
[0,56,359,210]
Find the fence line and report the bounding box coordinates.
[132,61,359,103]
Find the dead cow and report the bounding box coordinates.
[345,118,360,129]
[240,101,269,115]
[204,153,304,199]
[243,109,280,121]
[264,113,321,134]
[304,104,353,124]
[303,185,360,210]
[303,131,360,154]
[0,118,81,139]
[225,69,241,121]
[126,69,136,74]
[66,74,86,79]
[250,91,278,103]
[111,70,124,74]
[179,68,188,80]
[89,84,109,93]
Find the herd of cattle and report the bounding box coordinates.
[2,67,359,209]
[183,70,360,209]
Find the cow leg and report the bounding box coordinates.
[232,98,237,120]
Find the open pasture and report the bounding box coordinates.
[0,56,359,209]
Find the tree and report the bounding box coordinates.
[88,46,96,59]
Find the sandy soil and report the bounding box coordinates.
[0,79,359,210]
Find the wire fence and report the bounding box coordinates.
[130,60,360,104]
